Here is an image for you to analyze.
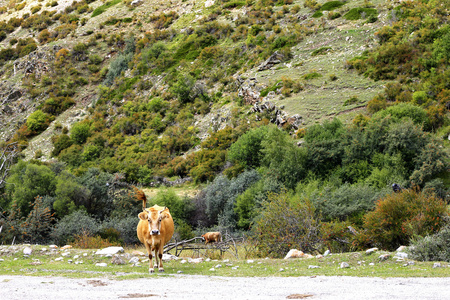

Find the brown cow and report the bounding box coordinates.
[137,205,174,273]
[201,232,222,244]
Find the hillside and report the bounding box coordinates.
[0,0,394,160]
[0,0,449,254]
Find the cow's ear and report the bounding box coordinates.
[138,212,148,220]
[159,207,169,219]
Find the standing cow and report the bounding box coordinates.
[201,232,222,244]
[137,205,174,273]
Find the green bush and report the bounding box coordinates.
[51,134,73,157]
[51,210,99,245]
[360,188,448,251]
[227,126,269,169]
[374,103,428,126]
[409,224,450,262]
[344,8,377,20]
[251,189,321,258]
[91,0,121,17]
[70,122,91,145]
[26,110,51,133]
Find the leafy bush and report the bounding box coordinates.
[227,126,269,169]
[91,0,121,17]
[26,110,52,134]
[373,103,428,126]
[51,210,99,245]
[70,122,91,144]
[310,183,389,225]
[344,8,377,20]
[321,220,357,253]
[360,188,448,251]
[251,189,321,258]
[409,223,450,262]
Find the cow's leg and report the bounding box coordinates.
[157,245,164,272]
[144,243,154,273]
[153,247,159,271]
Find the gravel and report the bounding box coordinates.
[1,274,450,300]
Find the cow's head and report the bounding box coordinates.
[139,207,170,236]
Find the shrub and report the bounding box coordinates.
[408,224,450,262]
[361,188,448,251]
[344,7,377,20]
[72,230,117,248]
[310,183,389,225]
[26,110,51,133]
[20,196,55,244]
[321,220,357,253]
[70,122,91,144]
[227,126,269,169]
[251,189,321,258]
[51,210,99,245]
[374,103,428,126]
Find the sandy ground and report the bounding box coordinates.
[1,274,450,300]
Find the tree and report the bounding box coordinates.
[227,126,268,169]
[7,162,56,217]
[262,126,308,189]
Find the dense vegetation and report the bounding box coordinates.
[0,0,449,260]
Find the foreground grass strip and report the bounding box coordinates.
[0,245,449,279]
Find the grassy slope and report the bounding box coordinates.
[0,0,393,160]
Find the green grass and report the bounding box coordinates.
[91,0,122,18]
[0,244,448,279]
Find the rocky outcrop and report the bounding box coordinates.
[251,101,303,130]
[257,51,285,71]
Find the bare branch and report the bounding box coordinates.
[0,142,19,188]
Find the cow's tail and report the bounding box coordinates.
[133,186,147,210]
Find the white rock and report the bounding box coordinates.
[395,252,408,259]
[324,250,330,256]
[95,263,108,267]
[308,265,320,269]
[215,264,222,268]
[23,247,32,255]
[209,268,215,271]
[340,262,350,268]
[396,246,407,252]
[433,263,442,268]
[162,254,178,261]
[129,257,140,264]
[204,0,215,7]
[49,245,58,249]
[95,247,124,255]
[55,257,64,261]
[284,249,304,259]
[366,247,378,254]
[247,260,254,264]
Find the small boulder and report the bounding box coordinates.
[95,246,124,255]
[340,262,350,268]
[23,247,32,256]
[284,249,304,259]
[95,263,108,267]
[111,254,126,265]
[366,247,378,254]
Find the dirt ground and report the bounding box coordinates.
[1,274,449,299]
